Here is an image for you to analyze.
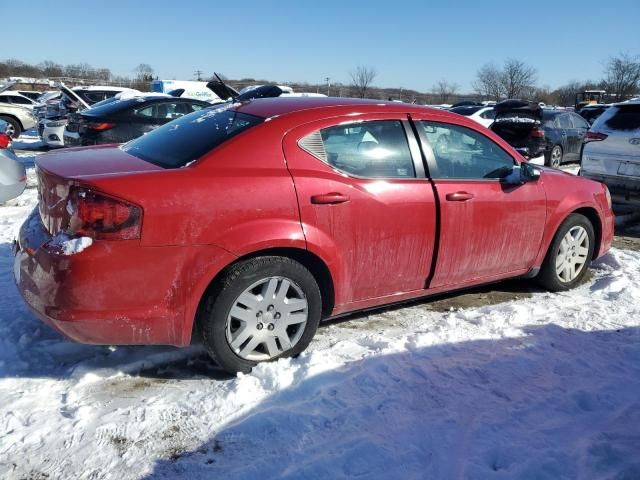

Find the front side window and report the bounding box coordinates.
[10,96,32,105]
[299,120,415,178]
[419,121,514,179]
[480,109,496,120]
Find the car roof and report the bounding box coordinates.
[233,97,448,119]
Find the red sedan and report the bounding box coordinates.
[14,98,614,373]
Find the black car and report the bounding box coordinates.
[490,100,546,160]
[63,96,211,146]
[540,110,589,168]
[577,104,610,126]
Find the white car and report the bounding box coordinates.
[580,100,640,206]
[449,105,496,128]
[0,92,37,111]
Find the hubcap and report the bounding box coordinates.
[5,123,15,138]
[551,147,561,168]
[225,276,308,361]
[555,226,589,283]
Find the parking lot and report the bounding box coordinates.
[1,130,639,479]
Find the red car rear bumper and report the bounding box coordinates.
[14,210,235,346]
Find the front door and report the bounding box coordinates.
[283,115,438,306]
[414,118,547,288]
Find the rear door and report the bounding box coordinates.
[284,114,438,306]
[557,114,576,159]
[413,118,547,288]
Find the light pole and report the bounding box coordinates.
[325,77,330,96]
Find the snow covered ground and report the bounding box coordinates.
[1,134,639,479]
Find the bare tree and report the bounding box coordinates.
[603,53,640,101]
[472,63,503,101]
[134,63,155,81]
[350,65,377,99]
[500,58,537,99]
[38,60,64,78]
[433,79,459,104]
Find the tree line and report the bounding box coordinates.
[2,53,639,106]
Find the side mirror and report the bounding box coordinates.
[501,163,541,185]
[521,162,541,182]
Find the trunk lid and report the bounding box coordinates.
[490,100,544,155]
[58,83,91,110]
[35,146,163,235]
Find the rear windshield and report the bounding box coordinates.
[603,105,640,131]
[122,105,263,168]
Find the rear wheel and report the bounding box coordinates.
[545,145,563,168]
[200,256,322,374]
[0,116,21,139]
[537,213,594,291]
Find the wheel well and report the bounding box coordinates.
[193,247,335,338]
[572,207,602,259]
[0,114,23,130]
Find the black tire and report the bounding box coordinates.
[0,116,21,139]
[545,145,563,169]
[199,256,322,374]
[537,213,595,292]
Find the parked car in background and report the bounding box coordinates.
[541,110,590,168]
[15,98,613,374]
[0,92,37,110]
[63,95,211,146]
[0,99,36,138]
[490,100,546,159]
[449,105,496,128]
[0,121,26,202]
[39,85,143,148]
[577,104,610,125]
[17,91,43,102]
[580,100,640,205]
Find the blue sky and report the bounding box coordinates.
[8,0,639,92]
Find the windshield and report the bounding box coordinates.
[122,105,263,168]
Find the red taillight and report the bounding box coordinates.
[66,188,141,240]
[584,131,608,143]
[86,122,115,131]
[530,127,545,138]
[0,133,11,149]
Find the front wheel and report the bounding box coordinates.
[200,256,322,374]
[537,213,595,291]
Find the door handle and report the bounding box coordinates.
[446,191,474,202]
[310,192,350,204]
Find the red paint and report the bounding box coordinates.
[15,98,614,347]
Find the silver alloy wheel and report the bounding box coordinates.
[555,225,589,282]
[5,123,15,138]
[225,276,308,361]
[550,146,562,168]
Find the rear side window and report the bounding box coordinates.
[419,121,514,179]
[122,105,263,168]
[480,109,496,119]
[299,120,415,178]
[602,105,640,131]
[557,115,572,129]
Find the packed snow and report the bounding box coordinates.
[1,132,639,479]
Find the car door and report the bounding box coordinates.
[283,115,438,306]
[413,118,547,288]
[570,113,589,159]
[557,114,575,160]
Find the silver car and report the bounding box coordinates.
[580,100,640,205]
[0,119,27,202]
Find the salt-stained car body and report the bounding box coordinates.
[15,98,614,374]
[580,100,640,205]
